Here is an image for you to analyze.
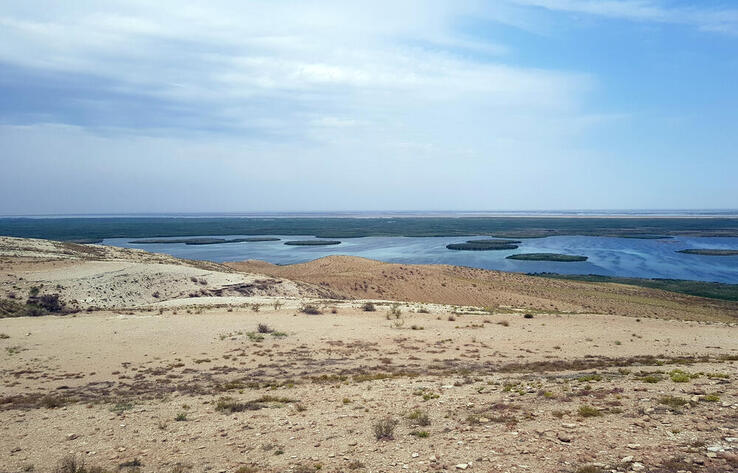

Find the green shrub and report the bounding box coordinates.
[577,405,601,418]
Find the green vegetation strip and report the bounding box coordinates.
[446,239,520,251]
[678,249,738,256]
[507,253,588,262]
[284,240,341,246]
[3,216,738,240]
[533,273,738,301]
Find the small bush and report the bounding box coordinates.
[361,302,376,312]
[409,430,429,438]
[118,459,142,469]
[659,395,689,410]
[373,417,398,440]
[669,369,696,383]
[523,313,533,319]
[175,412,187,421]
[300,304,321,315]
[577,405,601,418]
[53,455,106,473]
[407,409,431,426]
[640,374,662,383]
[257,323,273,334]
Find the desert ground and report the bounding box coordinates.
[1,237,737,473]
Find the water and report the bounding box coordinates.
[103,234,738,283]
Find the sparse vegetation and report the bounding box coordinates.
[658,395,689,410]
[53,455,107,473]
[257,323,273,334]
[373,416,398,440]
[361,302,376,312]
[407,409,431,426]
[300,304,322,315]
[577,405,602,418]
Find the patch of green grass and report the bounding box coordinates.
[669,369,698,383]
[110,402,134,414]
[407,409,431,426]
[701,394,720,403]
[639,374,662,383]
[174,412,187,421]
[246,332,264,342]
[409,430,429,438]
[577,405,602,418]
[706,372,729,379]
[577,374,602,383]
[658,395,689,410]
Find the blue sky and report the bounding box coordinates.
[1,0,736,214]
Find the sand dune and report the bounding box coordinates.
[227,255,738,322]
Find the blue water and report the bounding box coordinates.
[102,235,738,283]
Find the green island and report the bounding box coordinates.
[446,239,520,251]
[131,237,280,245]
[284,240,341,246]
[618,235,673,239]
[533,273,738,302]
[506,253,588,262]
[677,249,738,256]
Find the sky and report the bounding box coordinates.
[1,0,737,214]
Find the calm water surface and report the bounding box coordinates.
[102,235,738,283]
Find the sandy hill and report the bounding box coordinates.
[0,237,337,310]
[228,255,738,322]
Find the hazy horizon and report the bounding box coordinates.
[1,1,737,214]
[3,209,738,219]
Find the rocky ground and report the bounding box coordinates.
[1,238,737,473]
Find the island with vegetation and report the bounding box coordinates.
[677,249,738,256]
[618,234,673,239]
[506,253,588,262]
[131,237,280,245]
[284,240,341,246]
[446,239,521,251]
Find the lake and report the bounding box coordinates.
[103,234,738,283]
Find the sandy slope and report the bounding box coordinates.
[228,256,738,322]
[0,237,338,309]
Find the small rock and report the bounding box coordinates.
[455,464,469,470]
[66,434,78,441]
[627,444,641,449]
[621,456,634,463]
[557,433,572,443]
[631,462,645,471]
[411,453,419,458]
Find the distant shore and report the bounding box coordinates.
[2,215,738,241]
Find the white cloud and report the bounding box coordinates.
[511,0,738,33]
